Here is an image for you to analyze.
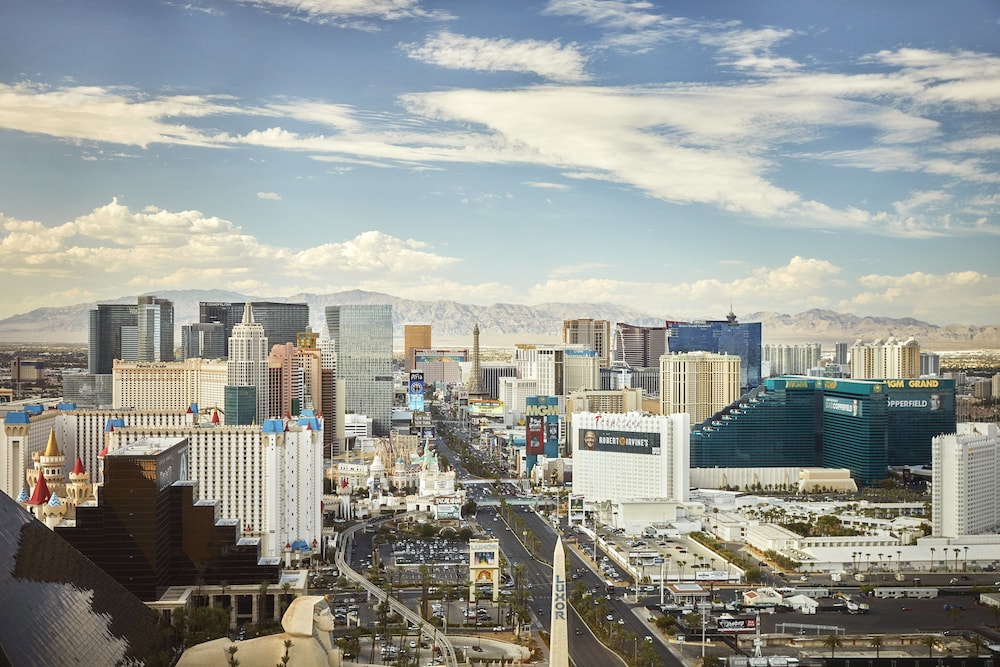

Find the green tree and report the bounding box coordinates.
[257,580,271,634]
[275,638,293,666]
[920,635,940,657]
[226,644,240,666]
[869,635,884,658]
[968,634,985,658]
[822,634,843,658]
[701,655,722,667]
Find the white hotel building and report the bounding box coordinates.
[112,358,228,412]
[932,422,1000,538]
[0,407,322,559]
[571,411,690,532]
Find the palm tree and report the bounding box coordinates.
[822,634,843,658]
[869,635,884,658]
[280,638,293,666]
[280,581,293,616]
[257,580,271,634]
[225,644,240,666]
[920,635,940,657]
[968,635,985,658]
[930,547,936,571]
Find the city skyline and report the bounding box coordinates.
[1,1,999,324]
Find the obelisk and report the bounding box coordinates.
[549,536,569,667]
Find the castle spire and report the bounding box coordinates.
[43,428,62,458]
[27,468,51,506]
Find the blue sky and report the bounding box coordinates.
[1,0,998,325]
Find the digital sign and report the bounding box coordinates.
[823,396,860,417]
[526,414,545,455]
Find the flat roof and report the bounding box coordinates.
[107,437,187,457]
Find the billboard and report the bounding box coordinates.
[823,395,860,417]
[885,380,954,413]
[469,398,504,417]
[408,372,425,412]
[695,570,730,581]
[717,617,757,633]
[526,414,545,455]
[579,428,661,455]
[569,495,584,511]
[473,551,497,567]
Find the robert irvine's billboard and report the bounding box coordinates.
[579,428,660,455]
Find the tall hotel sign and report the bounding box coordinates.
[408,372,425,412]
[525,395,558,456]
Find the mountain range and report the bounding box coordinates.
[0,289,997,350]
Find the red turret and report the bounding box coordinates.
[72,456,86,475]
[27,468,51,506]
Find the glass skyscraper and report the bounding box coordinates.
[200,301,309,357]
[666,313,762,393]
[690,376,956,486]
[325,304,393,436]
[88,303,137,374]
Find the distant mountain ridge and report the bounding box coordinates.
[0,290,997,350]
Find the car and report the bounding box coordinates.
[410,641,417,649]
[606,614,614,621]
[618,618,625,625]
[901,606,913,611]
[644,635,654,642]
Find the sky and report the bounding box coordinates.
[1,1,999,326]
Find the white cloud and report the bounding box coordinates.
[234,0,444,22]
[522,181,571,190]
[543,0,668,32]
[845,270,1000,322]
[866,48,1000,110]
[1,42,997,239]
[0,82,237,148]
[527,256,844,314]
[402,31,590,83]
[0,201,461,314]
[256,191,282,200]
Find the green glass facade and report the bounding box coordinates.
[225,385,258,425]
[691,376,956,486]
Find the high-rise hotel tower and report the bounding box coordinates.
[227,303,269,423]
[325,304,393,436]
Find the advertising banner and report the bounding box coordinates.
[579,428,661,455]
[526,414,545,455]
[469,398,504,417]
[569,495,584,511]
[717,617,757,633]
[408,372,425,412]
[823,395,860,417]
